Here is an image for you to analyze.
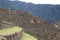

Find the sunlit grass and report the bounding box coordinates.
[0,27,37,40]
[21,32,37,40]
[0,27,22,36]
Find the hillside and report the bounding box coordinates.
[0,0,60,23]
[0,8,58,40]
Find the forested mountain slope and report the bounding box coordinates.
[0,0,60,23]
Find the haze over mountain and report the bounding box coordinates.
[0,0,60,23]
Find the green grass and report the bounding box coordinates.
[0,27,22,36]
[21,32,37,40]
[0,27,37,40]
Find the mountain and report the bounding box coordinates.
[0,8,57,40]
[0,0,60,23]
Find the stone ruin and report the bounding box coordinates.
[2,29,22,40]
[0,29,23,40]
[0,19,16,29]
[0,8,60,40]
[0,36,7,40]
[0,20,23,40]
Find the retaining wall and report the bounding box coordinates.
[0,29,23,40]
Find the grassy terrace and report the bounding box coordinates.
[21,32,37,40]
[0,27,37,40]
[0,27,22,36]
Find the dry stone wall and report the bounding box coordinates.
[0,8,59,40]
[0,20,16,29]
[0,29,23,40]
[0,36,7,40]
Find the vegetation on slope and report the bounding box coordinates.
[21,32,37,40]
[0,27,37,40]
[0,27,22,35]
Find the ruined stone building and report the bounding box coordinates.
[0,8,59,40]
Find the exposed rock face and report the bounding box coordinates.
[0,8,58,40]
